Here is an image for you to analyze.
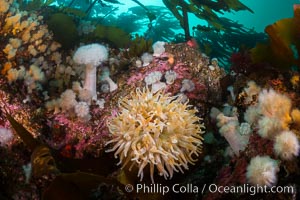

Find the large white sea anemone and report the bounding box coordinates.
[106,88,204,183]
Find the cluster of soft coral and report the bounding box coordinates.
[126,42,226,111]
[204,72,300,200]
[201,10,300,196]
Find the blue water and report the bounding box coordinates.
[224,0,298,32]
[114,0,298,33]
[50,0,298,35]
[45,0,299,66]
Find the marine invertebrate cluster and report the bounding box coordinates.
[106,87,204,183]
[242,87,300,163]
[126,42,224,112]
[205,77,300,200]
[242,85,295,141]
[0,0,239,198]
[0,1,66,98]
[0,1,273,198]
[144,71,166,93]
[213,80,300,191]
[244,82,299,158]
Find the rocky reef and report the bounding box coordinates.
[0,1,299,200]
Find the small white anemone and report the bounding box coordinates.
[165,70,177,85]
[152,41,165,56]
[75,101,91,121]
[246,156,279,187]
[274,131,300,160]
[180,79,195,93]
[144,71,162,85]
[141,52,153,66]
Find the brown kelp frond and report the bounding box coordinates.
[251,7,300,70]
